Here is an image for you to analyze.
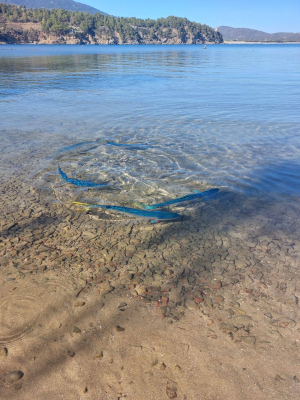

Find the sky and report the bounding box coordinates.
[84,0,300,33]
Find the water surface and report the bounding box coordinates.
[1,44,299,208]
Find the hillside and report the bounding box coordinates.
[217,26,300,42]
[0,4,223,45]
[1,0,107,15]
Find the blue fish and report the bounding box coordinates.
[56,141,100,154]
[141,188,219,210]
[58,166,109,188]
[73,202,181,223]
[107,141,152,150]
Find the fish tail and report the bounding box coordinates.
[58,166,68,180]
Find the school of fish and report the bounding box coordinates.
[58,142,220,223]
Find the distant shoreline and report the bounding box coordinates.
[224,41,300,44]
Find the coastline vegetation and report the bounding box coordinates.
[0,3,223,44]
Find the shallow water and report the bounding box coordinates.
[1,44,300,398]
[1,44,300,200]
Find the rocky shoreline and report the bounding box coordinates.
[0,29,221,45]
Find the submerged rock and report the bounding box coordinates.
[5,371,24,383]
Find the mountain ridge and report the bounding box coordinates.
[217,26,300,42]
[1,0,107,15]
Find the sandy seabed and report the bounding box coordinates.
[0,157,300,400]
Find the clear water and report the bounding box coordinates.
[1,44,300,214]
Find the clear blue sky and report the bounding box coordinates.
[84,0,299,33]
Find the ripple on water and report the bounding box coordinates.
[0,278,74,347]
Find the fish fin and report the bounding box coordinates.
[58,166,68,180]
[145,205,155,210]
[137,203,150,210]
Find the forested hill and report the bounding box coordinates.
[0,4,223,44]
[1,0,106,15]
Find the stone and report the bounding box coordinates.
[214,295,224,303]
[245,275,254,285]
[272,318,296,329]
[233,315,252,326]
[74,300,85,307]
[115,325,125,332]
[160,363,166,371]
[5,371,24,383]
[0,347,8,357]
[67,351,75,357]
[166,385,177,399]
[219,323,238,332]
[185,298,199,310]
[73,326,81,333]
[94,351,104,359]
[264,312,273,319]
[269,330,282,339]
[240,336,256,345]
[193,296,204,304]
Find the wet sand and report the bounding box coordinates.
[1,164,300,399]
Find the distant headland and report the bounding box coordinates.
[216,26,300,43]
[0,3,223,45]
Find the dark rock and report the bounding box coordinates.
[5,371,24,383]
[115,325,125,332]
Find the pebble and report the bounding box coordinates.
[214,295,224,303]
[0,347,8,357]
[73,326,81,333]
[230,301,240,308]
[220,322,238,332]
[174,365,182,372]
[269,330,282,339]
[275,375,285,382]
[115,325,125,332]
[233,315,252,326]
[185,298,199,310]
[67,351,75,357]
[74,300,85,307]
[245,275,254,285]
[193,295,204,303]
[118,302,127,311]
[94,351,104,359]
[166,384,177,399]
[240,336,256,345]
[5,371,24,383]
[272,318,296,329]
[160,363,166,371]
